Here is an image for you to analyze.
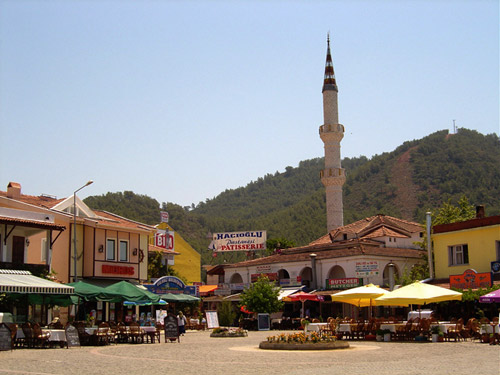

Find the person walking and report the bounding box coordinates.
[178,311,187,335]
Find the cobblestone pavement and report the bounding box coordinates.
[0,330,498,375]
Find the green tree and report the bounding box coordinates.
[265,237,296,256]
[218,300,237,327]
[239,276,283,314]
[431,196,475,225]
[147,251,187,283]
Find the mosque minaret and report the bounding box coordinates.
[319,35,346,232]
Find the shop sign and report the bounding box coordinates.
[449,269,492,289]
[214,288,231,296]
[279,277,302,287]
[102,264,134,275]
[160,211,169,223]
[145,276,199,296]
[212,230,267,252]
[256,265,272,273]
[355,261,379,277]
[326,278,363,289]
[251,272,277,282]
[230,283,246,291]
[155,230,175,250]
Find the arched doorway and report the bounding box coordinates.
[382,263,399,288]
[299,267,313,289]
[277,268,290,284]
[229,273,243,284]
[327,265,346,279]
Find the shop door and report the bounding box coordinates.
[12,236,25,263]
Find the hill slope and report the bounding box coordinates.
[84,128,500,266]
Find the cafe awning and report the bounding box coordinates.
[0,269,73,295]
[278,287,303,301]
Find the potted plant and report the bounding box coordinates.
[376,329,384,342]
[431,325,442,342]
[438,331,444,342]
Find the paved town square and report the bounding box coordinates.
[0,330,498,375]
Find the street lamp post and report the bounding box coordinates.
[73,180,93,282]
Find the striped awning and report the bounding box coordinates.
[0,269,74,295]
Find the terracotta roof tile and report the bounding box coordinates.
[0,215,66,231]
[228,240,425,268]
[0,191,64,209]
[310,214,422,245]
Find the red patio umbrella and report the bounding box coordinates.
[288,291,319,318]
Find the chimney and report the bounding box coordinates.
[7,182,21,199]
[476,205,485,219]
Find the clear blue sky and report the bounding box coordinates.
[1,0,498,208]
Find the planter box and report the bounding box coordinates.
[210,330,248,338]
[259,341,350,351]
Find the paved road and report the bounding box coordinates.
[0,330,498,375]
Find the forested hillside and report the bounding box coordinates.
[84,128,500,267]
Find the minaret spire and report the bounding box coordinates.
[319,34,345,232]
[323,33,338,91]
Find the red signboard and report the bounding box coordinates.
[102,264,135,276]
[449,269,492,290]
[155,231,174,250]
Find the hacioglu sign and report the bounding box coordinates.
[211,230,267,252]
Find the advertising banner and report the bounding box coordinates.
[355,261,379,277]
[211,230,267,252]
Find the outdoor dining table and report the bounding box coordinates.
[84,327,98,335]
[305,323,328,332]
[379,323,406,333]
[141,326,157,333]
[430,323,456,334]
[338,323,354,333]
[16,328,67,341]
[480,324,500,334]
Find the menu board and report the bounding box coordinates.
[205,311,219,329]
[65,325,80,348]
[0,324,12,351]
[258,314,270,331]
[164,314,179,342]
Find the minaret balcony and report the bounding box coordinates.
[319,123,345,134]
[320,167,345,178]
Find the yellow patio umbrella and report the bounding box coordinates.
[374,281,462,306]
[331,284,389,307]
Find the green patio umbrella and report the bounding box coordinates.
[104,281,161,303]
[67,280,119,302]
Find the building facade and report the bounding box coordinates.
[432,209,500,281]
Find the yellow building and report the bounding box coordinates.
[151,223,201,283]
[432,211,500,280]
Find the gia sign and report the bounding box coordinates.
[212,230,266,252]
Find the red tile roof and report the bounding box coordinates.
[311,214,422,245]
[0,191,65,209]
[0,215,66,231]
[433,215,500,234]
[228,239,425,268]
[0,188,154,233]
